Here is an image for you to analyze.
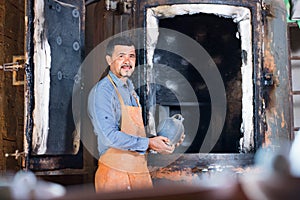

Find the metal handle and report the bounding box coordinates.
[5,150,25,160]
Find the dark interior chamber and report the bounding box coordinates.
[155,13,243,153]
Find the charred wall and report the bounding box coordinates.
[261,0,292,148]
[0,0,25,173]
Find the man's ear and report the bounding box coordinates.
[106,55,112,65]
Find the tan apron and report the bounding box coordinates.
[95,75,152,192]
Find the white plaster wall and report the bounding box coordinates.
[32,0,51,154]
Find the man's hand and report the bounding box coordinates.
[149,136,175,154]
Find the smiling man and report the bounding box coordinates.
[88,36,175,193]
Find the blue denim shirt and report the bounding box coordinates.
[88,71,149,157]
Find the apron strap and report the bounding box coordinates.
[107,74,140,107]
[107,74,125,106]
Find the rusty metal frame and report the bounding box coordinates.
[135,0,264,152]
[260,0,293,147]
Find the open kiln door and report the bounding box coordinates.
[25,0,85,171]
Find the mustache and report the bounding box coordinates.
[121,64,133,68]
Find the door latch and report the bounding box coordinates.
[5,150,26,160]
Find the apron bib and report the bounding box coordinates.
[95,75,152,192]
[99,75,148,173]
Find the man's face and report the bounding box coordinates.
[106,45,136,80]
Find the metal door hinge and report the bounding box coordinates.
[0,62,23,71]
[0,55,25,86]
[104,0,133,14]
[117,0,133,14]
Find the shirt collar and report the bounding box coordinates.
[108,70,134,90]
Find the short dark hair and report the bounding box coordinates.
[106,36,135,56]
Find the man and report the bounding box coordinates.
[88,36,176,193]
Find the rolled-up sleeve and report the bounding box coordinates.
[88,80,149,155]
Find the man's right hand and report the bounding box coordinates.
[148,136,175,154]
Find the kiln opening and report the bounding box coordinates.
[146,4,254,153]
